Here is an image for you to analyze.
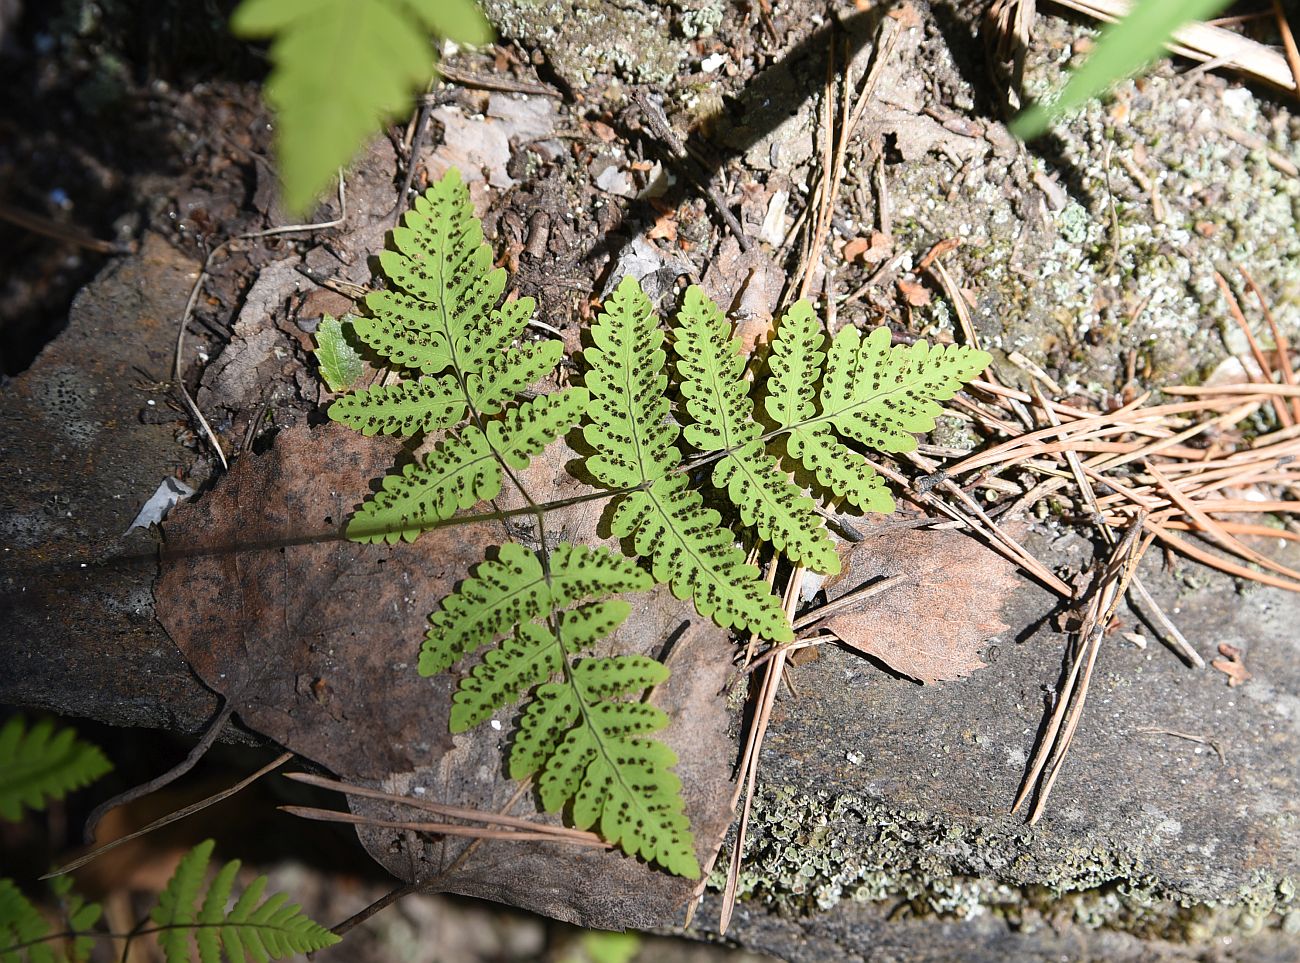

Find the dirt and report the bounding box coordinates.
[3,0,1300,960]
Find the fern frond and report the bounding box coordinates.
[787,426,896,513]
[0,717,111,823]
[150,840,339,963]
[427,543,698,877]
[767,304,988,511]
[0,878,54,963]
[346,388,588,543]
[583,277,792,640]
[466,340,563,415]
[328,373,465,436]
[673,287,838,574]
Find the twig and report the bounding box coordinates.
[173,251,229,471]
[47,751,292,878]
[280,805,610,845]
[436,63,562,98]
[84,699,235,843]
[1136,726,1226,765]
[791,573,906,630]
[633,90,749,252]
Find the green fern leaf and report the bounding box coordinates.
[672,287,837,574]
[346,388,588,543]
[466,339,563,415]
[0,717,111,823]
[0,878,57,963]
[819,326,990,452]
[230,0,490,215]
[788,425,896,514]
[150,840,339,963]
[767,307,988,510]
[765,305,895,513]
[583,276,792,641]
[427,542,697,877]
[328,372,465,436]
[421,542,650,678]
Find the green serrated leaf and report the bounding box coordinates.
[1010,0,1230,139]
[231,0,490,215]
[0,716,112,823]
[313,314,365,392]
[818,326,990,454]
[1,878,54,963]
[673,287,836,573]
[584,277,792,640]
[149,840,339,963]
[329,372,466,436]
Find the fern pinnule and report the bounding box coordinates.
[346,388,587,543]
[765,305,896,513]
[150,839,338,963]
[673,286,838,574]
[583,276,793,641]
[0,716,112,824]
[329,372,466,436]
[421,542,651,679]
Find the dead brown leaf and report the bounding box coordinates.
[816,522,1022,684]
[898,278,932,307]
[1211,642,1252,687]
[155,424,739,928]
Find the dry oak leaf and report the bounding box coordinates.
[817,521,1021,684]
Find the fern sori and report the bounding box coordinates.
[0,716,112,824]
[766,301,990,511]
[329,170,583,544]
[150,840,339,962]
[420,543,700,878]
[583,277,793,642]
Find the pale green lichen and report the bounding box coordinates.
[716,786,1297,943]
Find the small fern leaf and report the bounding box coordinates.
[0,878,54,963]
[466,340,564,415]
[788,425,896,514]
[714,442,840,574]
[354,291,455,374]
[486,387,589,470]
[150,840,339,963]
[152,839,210,963]
[423,543,649,678]
[420,543,549,675]
[383,171,505,349]
[584,277,792,640]
[0,716,112,823]
[582,275,678,489]
[328,372,465,436]
[764,300,823,430]
[451,600,631,732]
[611,476,792,641]
[671,288,836,571]
[545,542,655,605]
[672,285,759,453]
[451,621,564,732]
[537,654,699,877]
[460,295,536,371]
[819,326,991,453]
[346,427,499,544]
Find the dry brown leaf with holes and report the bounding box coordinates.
[817,522,1021,684]
[1212,643,1252,687]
